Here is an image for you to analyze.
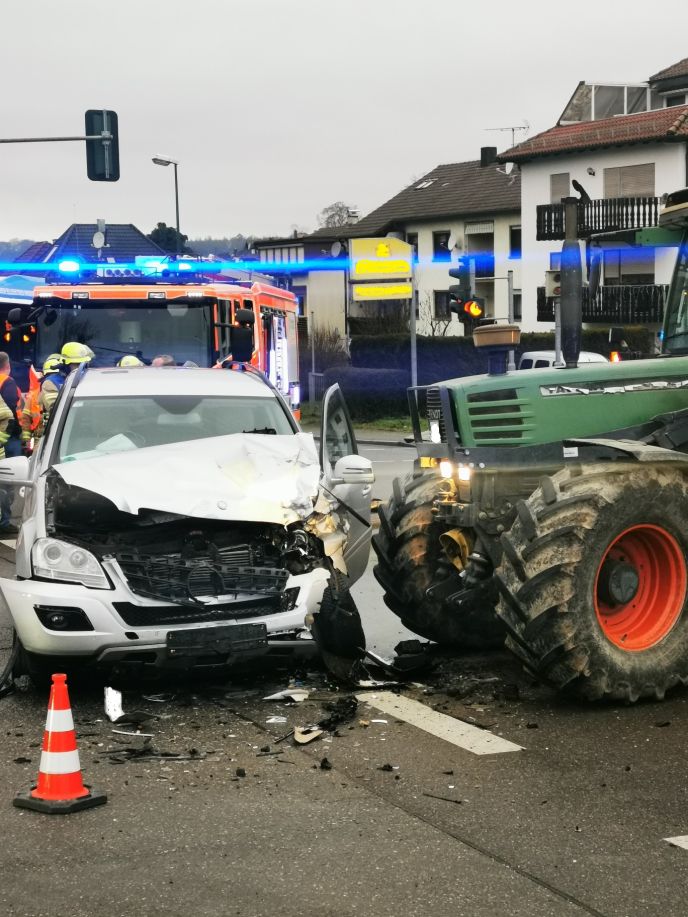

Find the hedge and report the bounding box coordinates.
[317,327,656,422]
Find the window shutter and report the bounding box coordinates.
[550,173,570,203]
[620,163,655,197]
[604,163,654,198]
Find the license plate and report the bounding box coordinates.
[166,623,268,658]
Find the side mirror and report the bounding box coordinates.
[229,325,254,363]
[331,454,374,486]
[7,307,25,327]
[44,309,58,327]
[0,455,32,487]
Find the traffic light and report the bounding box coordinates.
[448,257,484,329]
[545,270,561,297]
[448,258,472,298]
[85,110,120,181]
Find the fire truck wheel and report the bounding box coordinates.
[373,473,504,649]
[496,464,688,702]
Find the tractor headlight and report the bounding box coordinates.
[32,538,109,589]
[439,460,453,479]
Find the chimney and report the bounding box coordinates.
[480,147,498,168]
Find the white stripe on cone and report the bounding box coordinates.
[38,749,81,775]
[44,708,75,733]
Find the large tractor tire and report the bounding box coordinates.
[496,463,688,702]
[373,472,504,649]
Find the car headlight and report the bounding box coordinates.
[32,538,109,589]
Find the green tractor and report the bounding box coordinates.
[373,188,688,702]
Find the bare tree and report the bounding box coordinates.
[317,201,359,229]
[418,292,453,337]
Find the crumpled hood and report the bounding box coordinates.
[53,432,322,525]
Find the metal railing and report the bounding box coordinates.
[536,196,660,241]
[537,283,668,324]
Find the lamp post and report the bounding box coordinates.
[152,155,181,254]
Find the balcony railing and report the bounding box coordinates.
[536,283,668,324]
[536,196,660,241]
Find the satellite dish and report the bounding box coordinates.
[330,241,343,258]
[447,233,461,251]
[92,231,106,249]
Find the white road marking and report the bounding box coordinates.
[665,836,688,849]
[0,538,16,549]
[356,691,524,755]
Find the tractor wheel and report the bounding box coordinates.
[372,472,503,649]
[496,463,688,702]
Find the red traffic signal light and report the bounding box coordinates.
[464,300,483,318]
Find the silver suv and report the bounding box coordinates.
[0,366,373,683]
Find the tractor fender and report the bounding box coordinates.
[563,437,688,465]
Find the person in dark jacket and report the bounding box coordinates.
[0,352,24,534]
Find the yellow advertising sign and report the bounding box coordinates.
[351,282,413,301]
[350,237,413,281]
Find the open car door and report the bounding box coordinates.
[319,384,374,583]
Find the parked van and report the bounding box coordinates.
[518,350,609,370]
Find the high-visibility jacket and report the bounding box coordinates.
[35,373,64,441]
[0,395,15,459]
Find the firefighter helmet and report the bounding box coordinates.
[117,355,144,367]
[42,353,63,374]
[61,342,95,365]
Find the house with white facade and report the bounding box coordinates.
[253,160,521,337]
[253,226,350,335]
[499,57,688,332]
[346,160,521,334]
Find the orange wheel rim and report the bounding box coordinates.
[594,524,686,651]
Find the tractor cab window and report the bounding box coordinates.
[663,242,688,354]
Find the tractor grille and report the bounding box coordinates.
[466,388,534,444]
[116,543,289,604]
[425,387,446,443]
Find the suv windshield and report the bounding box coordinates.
[58,394,295,463]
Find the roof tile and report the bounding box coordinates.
[499,105,688,162]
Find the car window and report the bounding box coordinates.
[534,359,550,368]
[57,394,295,462]
[519,359,533,369]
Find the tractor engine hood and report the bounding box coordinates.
[52,432,322,525]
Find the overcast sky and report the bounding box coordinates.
[2,0,687,242]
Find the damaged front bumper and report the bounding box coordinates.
[1,563,330,670]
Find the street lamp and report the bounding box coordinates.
[152,155,181,255]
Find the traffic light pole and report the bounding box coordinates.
[410,268,417,388]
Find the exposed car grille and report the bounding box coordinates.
[116,542,289,604]
[113,596,287,627]
[466,388,534,444]
[425,387,446,443]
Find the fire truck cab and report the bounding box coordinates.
[7,261,301,413]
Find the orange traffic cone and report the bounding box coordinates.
[14,673,107,814]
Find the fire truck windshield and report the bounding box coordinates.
[662,238,688,354]
[36,300,213,367]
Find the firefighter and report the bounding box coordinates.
[152,354,175,366]
[117,355,144,367]
[30,353,65,444]
[60,341,95,373]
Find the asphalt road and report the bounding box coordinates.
[2,446,688,916]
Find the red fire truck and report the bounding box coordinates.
[6,261,301,414]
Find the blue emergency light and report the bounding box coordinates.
[58,259,81,274]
